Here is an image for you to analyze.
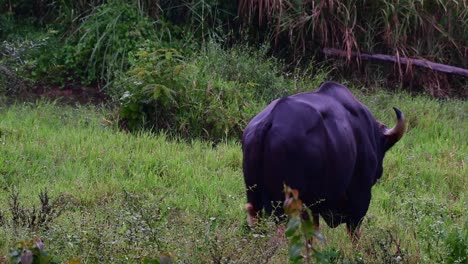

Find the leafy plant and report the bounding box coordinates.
[283,185,324,264]
[9,238,58,264]
[117,42,188,131]
[67,0,157,86]
[13,31,72,86]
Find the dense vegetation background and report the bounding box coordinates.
[0,0,466,263]
[1,0,467,139]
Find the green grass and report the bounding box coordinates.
[0,89,466,263]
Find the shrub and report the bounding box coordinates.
[116,42,188,132]
[1,1,182,88]
[117,41,253,140]
[65,0,157,86]
[191,42,291,101]
[15,32,72,86]
[116,41,328,140]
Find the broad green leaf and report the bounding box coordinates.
[288,242,304,263]
[285,217,301,237]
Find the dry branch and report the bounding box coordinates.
[323,48,468,78]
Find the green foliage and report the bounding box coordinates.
[2,0,467,97]
[241,0,468,66]
[9,238,58,264]
[192,42,293,101]
[67,0,156,86]
[313,248,347,264]
[1,1,186,87]
[4,31,72,86]
[0,38,39,66]
[0,10,14,39]
[283,186,326,264]
[239,0,468,96]
[116,41,324,140]
[117,42,189,131]
[444,224,467,264]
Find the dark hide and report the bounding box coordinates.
[242,81,403,231]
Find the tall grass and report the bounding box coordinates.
[68,0,157,86]
[0,86,466,262]
[239,0,468,96]
[240,0,467,66]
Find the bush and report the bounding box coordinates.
[116,43,188,132]
[191,42,291,101]
[116,41,328,140]
[65,0,157,86]
[12,32,71,86]
[1,1,182,88]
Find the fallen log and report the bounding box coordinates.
[322,48,468,78]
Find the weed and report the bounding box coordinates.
[358,229,408,264]
[9,188,65,232]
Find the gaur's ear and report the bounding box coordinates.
[383,107,406,144]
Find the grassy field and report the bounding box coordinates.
[0,88,466,263]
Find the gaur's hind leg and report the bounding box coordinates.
[313,213,320,233]
[245,202,259,227]
[243,144,263,227]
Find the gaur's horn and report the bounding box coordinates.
[384,107,406,143]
